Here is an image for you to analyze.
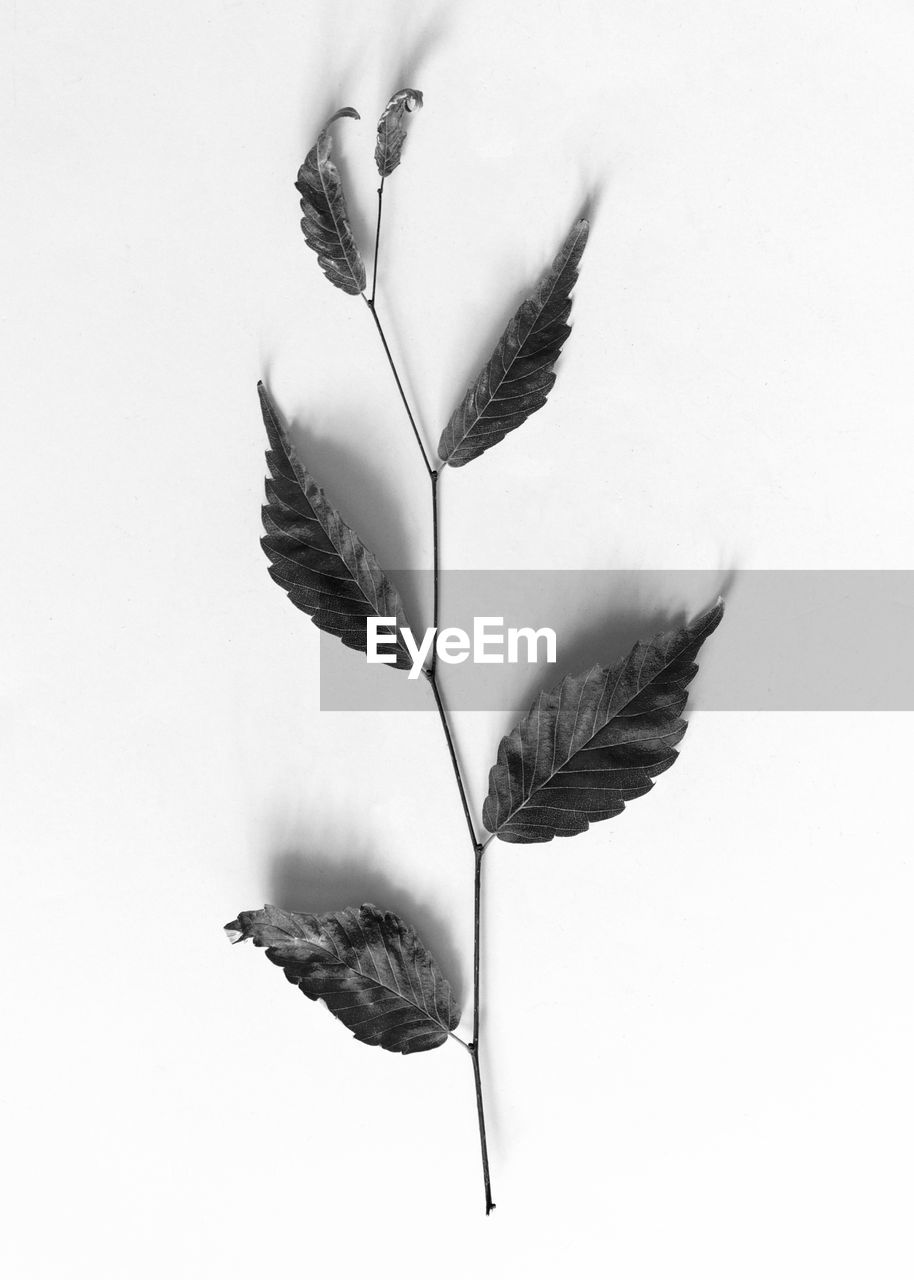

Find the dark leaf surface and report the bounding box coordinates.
[438,219,589,467]
[482,601,724,843]
[375,88,424,177]
[295,107,367,295]
[259,383,413,669]
[226,903,461,1054]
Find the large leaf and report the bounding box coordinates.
[438,218,589,467]
[295,107,367,295]
[482,601,724,843]
[375,88,424,177]
[259,383,413,669]
[226,903,461,1054]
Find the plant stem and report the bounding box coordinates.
[365,209,494,1213]
[471,846,495,1214]
[363,297,433,476]
[370,177,384,305]
[363,182,429,479]
[431,468,439,675]
[423,612,495,1213]
[424,665,495,1214]
[424,667,476,852]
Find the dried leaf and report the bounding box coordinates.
[259,383,413,669]
[226,903,461,1054]
[482,601,724,843]
[439,218,589,467]
[375,88,424,177]
[295,107,367,295]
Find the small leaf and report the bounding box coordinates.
[295,107,367,295]
[226,903,461,1054]
[438,218,589,467]
[482,601,724,843]
[259,383,413,669]
[375,88,424,177]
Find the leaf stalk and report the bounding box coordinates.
[431,468,439,675]
[369,177,384,305]
[470,844,495,1214]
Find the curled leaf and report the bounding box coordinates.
[438,218,589,467]
[482,601,724,843]
[226,903,461,1054]
[259,383,413,669]
[295,107,367,295]
[375,88,424,177]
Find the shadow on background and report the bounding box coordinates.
[390,10,453,89]
[500,569,734,727]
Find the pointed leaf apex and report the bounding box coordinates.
[695,597,725,633]
[324,107,360,127]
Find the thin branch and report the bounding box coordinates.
[369,177,384,304]
[424,668,479,853]
[364,188,494,1213]
[431,469,439,675]
[471,1041,496,1214]
[424,552,495,1215]
[363,297,434,475]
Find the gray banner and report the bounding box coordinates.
[318,570,914,711]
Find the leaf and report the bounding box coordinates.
[438,218,589,467]
[259,383,413,669]
[226,903,461,1054]
[295,107,367,296]
[375,88,424,177]
[482,601,724,843]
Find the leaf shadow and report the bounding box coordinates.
[268,842,466,1011]
[258,380,427,639]
[387,9,453,88]
[502,569,734,732]
[575,178,607,228]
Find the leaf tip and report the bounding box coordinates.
[691,596,725,642]
[708,596,726,623]
[224,919,244,944]
[325,106,360,127]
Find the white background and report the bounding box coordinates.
[2,1,913,1275]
